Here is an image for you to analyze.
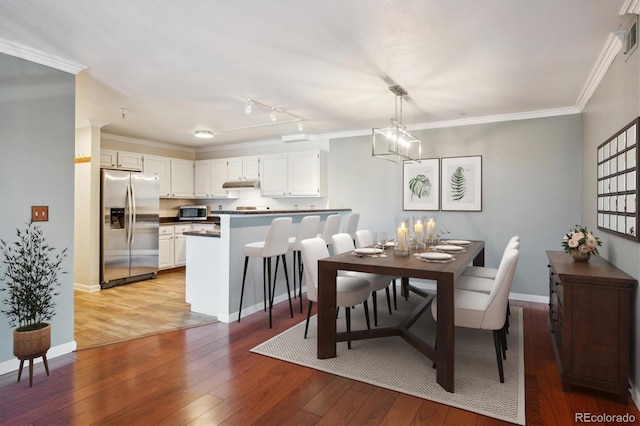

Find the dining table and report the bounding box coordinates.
[317,240,485,393]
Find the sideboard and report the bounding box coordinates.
[547,250,636,404]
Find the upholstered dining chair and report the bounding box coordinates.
[300,237,371,349]
[287,215,321,313]
[431,248,520,383]
[238,217,293,328]
[332,233,394,326]
[462,236,520,282]
[356,229,401,310]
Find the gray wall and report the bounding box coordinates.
[0,53,76,364]
[581,44,640,402]
[329,115,583,298]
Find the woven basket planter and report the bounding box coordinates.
[13,323,51,359]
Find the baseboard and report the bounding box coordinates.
[0,340,76,376]
[631,382,639,408]
[74,282,101,292]
[228,286,307,324]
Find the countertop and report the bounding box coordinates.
[184,230,221,238]
[209,208,351,215]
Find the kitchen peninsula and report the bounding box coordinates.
[185,209,351,322]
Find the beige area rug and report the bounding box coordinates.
[251,293,525,425]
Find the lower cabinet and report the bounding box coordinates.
[159,224,192,269]
[546,250,636,404]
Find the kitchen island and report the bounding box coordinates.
[185,209,351,322]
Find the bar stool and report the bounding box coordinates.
[238,217,293,328]
[318,214,342,250]
[288,215,321,313]
[341,213,360,243]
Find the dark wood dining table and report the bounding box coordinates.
[317,240,485,393]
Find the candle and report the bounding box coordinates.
[427,218,436,241]
[414,222,424,235]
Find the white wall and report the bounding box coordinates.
[328,115,582,298]
[581,40,640,405]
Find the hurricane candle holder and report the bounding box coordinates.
[395,217,411,256]
[426,217,437,244]
[413,216,426,249]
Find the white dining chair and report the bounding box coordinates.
[332,233,394,326]
[287,215,321,313]
[300,237,371,349]
[238,217,293,328]
[355,229,401,310]
[431,248,519,383]
[462,236,520,282]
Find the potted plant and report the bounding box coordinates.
[561,224,602,262]
[0,220,67,384]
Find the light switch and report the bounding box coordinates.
[31,206,49,222]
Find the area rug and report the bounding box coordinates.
[251,293,525,425]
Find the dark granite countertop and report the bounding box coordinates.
[210,208,351,215]
[183,230,221,238]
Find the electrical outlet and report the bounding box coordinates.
[31,206,49,222]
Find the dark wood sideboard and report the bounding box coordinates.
[547,250,637,404]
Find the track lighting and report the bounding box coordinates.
[244,98,253,114]
[270,109,277,122]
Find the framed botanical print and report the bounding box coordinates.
[403,158,440,211]
[441,155,482,211]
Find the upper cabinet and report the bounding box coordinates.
[260,150,328,198]
[170,159,194,198]
[144,155,171,197]
[100,149,143,171]
[194,159,236,199]
[226,156,260,181]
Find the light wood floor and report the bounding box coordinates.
[74,269,217,349]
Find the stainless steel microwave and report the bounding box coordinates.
[179,205,207,221]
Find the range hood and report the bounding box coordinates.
[222,180,260,189]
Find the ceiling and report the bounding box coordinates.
[0,0,632,148]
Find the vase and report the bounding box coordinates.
[571,251,591,262]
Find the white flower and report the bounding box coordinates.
[568,238,579,248]
[586,235,597,248]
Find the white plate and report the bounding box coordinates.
[419,252,453,260]
[355,248,384,255]
[384,241,395,247]
[434,245,464,251]
[446,240,471,245]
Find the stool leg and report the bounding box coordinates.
[263,258,267,311]
[292,251,298,300]
[304,300,313,339]
[346,306,352,349]
[298,251,304,313]
[363,300,371,330]
[238,257,249,322]
[267,257,273,328]
[281,254,293,318]
[392,279,397,310]
[372,291,378,327]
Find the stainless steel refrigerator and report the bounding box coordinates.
[100,169,160,289]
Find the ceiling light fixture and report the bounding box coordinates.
[244,97,253,114]
[194,130,214,139]
[270,109,277,122]
[209,97,304,135]
[372,85,421,164]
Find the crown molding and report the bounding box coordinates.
[620,0,640,15]
[101,133,196,154]
[0,37,86,74]
[76,119,109,129]
[575,32,623,111]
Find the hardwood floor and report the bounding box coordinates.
[74,269,217,349]
[1,275,638,425]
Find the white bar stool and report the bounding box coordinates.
[318,214,342,249]
[288,215,321,313]
[238,217,293,328]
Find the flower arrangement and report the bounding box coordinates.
[561,224,602,256]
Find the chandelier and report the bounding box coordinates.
[372,85,421,164]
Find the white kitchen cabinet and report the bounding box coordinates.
[212,158,230,197]
[173,224,191,267]
[288,150,328,197]
[170,159,194,198]
[194,160,212,198]
[100,150,143,171]
[144,155,171,197]
[225,156,260,181]
[260,153,288,197]
[158,226,174,269]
